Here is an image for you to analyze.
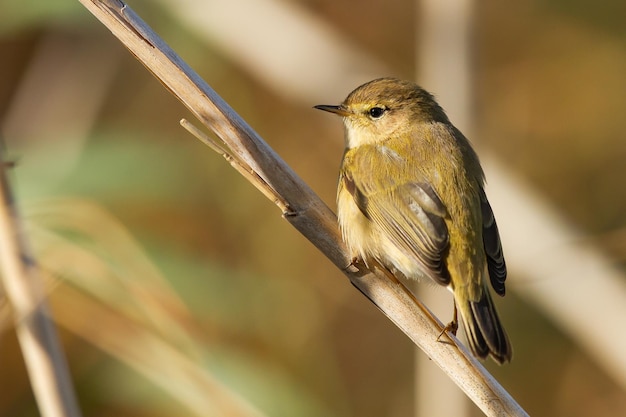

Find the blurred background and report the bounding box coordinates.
[1,0,625,416]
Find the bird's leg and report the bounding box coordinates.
[347,256,365,271]
[437,301,458,342]
[343,256,371,277]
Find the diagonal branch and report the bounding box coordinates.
[76,1,528,415]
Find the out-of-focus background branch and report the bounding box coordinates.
[1,0,625,416]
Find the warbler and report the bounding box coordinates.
[315,77,511,364]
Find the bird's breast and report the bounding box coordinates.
[337,184,372,262]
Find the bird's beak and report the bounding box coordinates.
[314,104,351,117]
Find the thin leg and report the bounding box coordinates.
[437,301,458,342]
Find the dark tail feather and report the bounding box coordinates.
[460,288,512,364]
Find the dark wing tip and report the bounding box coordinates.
[480,189,507,296]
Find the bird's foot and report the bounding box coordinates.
[437,320,458,343]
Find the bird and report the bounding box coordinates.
[315,77,512,364]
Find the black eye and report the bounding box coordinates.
[368,106,386,119]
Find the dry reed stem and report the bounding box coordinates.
[0,157,82,416]
[76,1,528,415]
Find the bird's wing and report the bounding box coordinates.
[480,188,507,296]
[344,165,450,284]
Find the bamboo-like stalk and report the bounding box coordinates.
[76,1,528,415]
[0,157,82,416]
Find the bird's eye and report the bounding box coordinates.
[368,106,386,119]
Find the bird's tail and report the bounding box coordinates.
[457,286,512,364]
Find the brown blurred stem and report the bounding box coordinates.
[77,1,528,416]
[0,156,82,416]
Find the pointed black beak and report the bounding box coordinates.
[314,104,351,116]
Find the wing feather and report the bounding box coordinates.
[364,182,450,285]
[480,188,507,296]
[340,145,451,285]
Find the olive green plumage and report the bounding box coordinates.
[316,77,512,364]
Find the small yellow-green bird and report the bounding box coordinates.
[315,77,512,364]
